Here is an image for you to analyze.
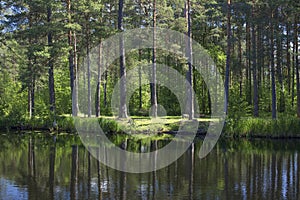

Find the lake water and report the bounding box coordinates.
[0,133,299,199]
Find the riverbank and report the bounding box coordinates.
[1,115,300,139]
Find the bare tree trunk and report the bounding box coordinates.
[270,12,277,119]
[67,0,76,117]
[73,32,78,116]
[186,0,194,120]
[151,0,158,118]
[252,2,259,117]
[238,25,243,98]
[276,18,285,112]
[292,24,296,108]
[118,0,128,118]
[86,17,92,117]
[139,49,142,110]
[295,16,300,117]
[104,70,108,108]
[28,79,35,118]
[96,43,102,117]
[224,0,231,115]
[103,42,109,108]
[246,21,252,105]
[287,22,291,95]
[48,6,56,115]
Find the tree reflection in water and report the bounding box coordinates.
[0,134,299,199]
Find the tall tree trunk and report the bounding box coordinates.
[238,25,243,98]
[151,0,158,118]
[252,2,259,117]
[103,43,109,108]
[186,0,194,119]
[104,70,108,108]
[295,16,300,117]
[67,0,76,116]
[138,49,142,110]
[257,23,263,88]
[96,43,102,117]
[86,17,92,117]
[287,22,291,95]
[118,0,128,118]
[270,12,277,119]
[276,20,285,112]
[292,23,295,108]
[47,6,56,115]
[28,13,35,119]
[28,78,35,118]
[73,32,78,116]
[246,20,252,105]
[224,0,231,115]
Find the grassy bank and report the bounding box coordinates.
[0,115,210,134]
[224,117,300,138]
[1,115,300,139]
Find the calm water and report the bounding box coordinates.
[0,133,299,200]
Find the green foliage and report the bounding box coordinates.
[0,0,300,138]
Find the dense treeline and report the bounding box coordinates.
[0,0,299,128]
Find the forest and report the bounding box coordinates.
[0,0,300,136]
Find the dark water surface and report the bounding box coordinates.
[0,133,299,200]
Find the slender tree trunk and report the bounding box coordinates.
[151,0,158,118]
[295,16,300,117]
[252,2,259,117]
[96,43,102,117]
[257,23,263,88]
[276,20,285,112]
[28,87,32,118]
[86,18,92,117]
[292,24,296,108]
[28,78,35,118]
[104,70,108,108]
[270,12,277,119]
[67,0,76,116]
[103,42,109,108]
[118,0,128,118]
[138,49,142,110]
[73,32,78,116]
[224,0,231,115]
[47,6,56,114]
[287,22,291,95]
[28,13,35,119]
[246,20,252,105]
[201,82,205,113]
[186,0,194,119]
[238,25,243,98]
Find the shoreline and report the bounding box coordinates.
[1,116,300,139]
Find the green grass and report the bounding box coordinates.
[224,117,300,138]
[3,114,300,139]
